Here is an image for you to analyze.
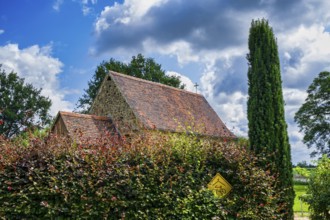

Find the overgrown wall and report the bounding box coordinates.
[90,75,139,132]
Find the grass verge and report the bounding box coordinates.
[293,182,309,217]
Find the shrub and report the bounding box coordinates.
[0,132,283,219]
[300,155,330,219]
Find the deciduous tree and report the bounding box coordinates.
[294,71,330,158]
[0,68,51,138]
[300,155,330,219]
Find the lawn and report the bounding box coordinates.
[294,183,309,216]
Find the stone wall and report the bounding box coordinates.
[90,75,139,133]
[52,116,68,136]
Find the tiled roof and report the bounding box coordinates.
[54,111,116,143]
[110,71,235,138]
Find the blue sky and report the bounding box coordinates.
[1,0,330,164]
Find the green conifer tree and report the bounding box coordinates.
[247,19,294,219]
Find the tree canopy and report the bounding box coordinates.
[0,67,52,138]
[294,71,330,158]
[76,54,185,113]
[247,19,294,219]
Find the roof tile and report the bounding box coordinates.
[56,111,116,143]
[110,71,235,138]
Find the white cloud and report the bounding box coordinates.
[197,55,247,136]
[282,88,314,164]
[95,0,168,34]
[283,88,307,118]
[94,6,112,33]
[0,29,4,35]
[279,24,330,88]
[200,65,217,98]
[82,5,92,16]
[81,0,97,4]
[166,71,196,93]
[53,0,97,15]
[81,0,98,15]
[212,91,248,137]
[0,44,72,116]
[288,123,315,164]
[143,39,200,65]
[53,0,64,11]
[121,0,167,23]
[282,25,330,62]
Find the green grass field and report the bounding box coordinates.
[294,183,309,216]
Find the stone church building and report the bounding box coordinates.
[52,71,235,143]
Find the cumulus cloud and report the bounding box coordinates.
[0,29,4,35]
[0,43,72,115]
[92,0,323,56]
[95,0,167,34]
[279,24,330,89]
[92,0,253,55]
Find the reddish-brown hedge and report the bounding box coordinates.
[0,132,285,219]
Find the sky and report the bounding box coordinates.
[1,0,329,164]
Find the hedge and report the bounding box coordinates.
[0,132,285,219]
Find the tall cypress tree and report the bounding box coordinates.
[247,19,294,219]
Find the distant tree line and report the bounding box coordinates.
[294,161,316,168]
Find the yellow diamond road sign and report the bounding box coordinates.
[207,173,232,198]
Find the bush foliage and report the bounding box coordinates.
[300,155,330,219]
[1,132,284,219]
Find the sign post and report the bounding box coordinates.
[207,173,232,198]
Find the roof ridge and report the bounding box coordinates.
[59,111,110,121]
[109,70,203,97]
